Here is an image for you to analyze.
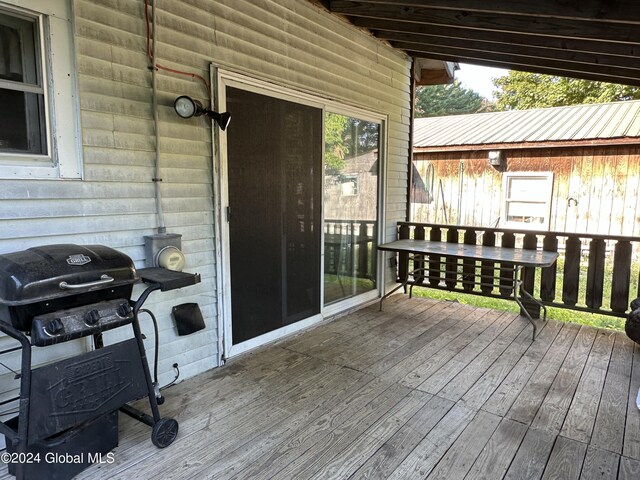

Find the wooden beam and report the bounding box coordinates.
[329,1,640,43]
[401,50,640,87]
[354,18,640,59]
[396,42,640,83]
[329,0,640,24]
[382,33,640,72]
[415,67,455,85]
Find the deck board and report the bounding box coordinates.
[1,295,638,480]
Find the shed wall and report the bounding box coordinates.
[412,145,640,236]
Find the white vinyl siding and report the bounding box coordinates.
[0,0,411,410]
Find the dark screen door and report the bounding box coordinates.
[226,87,322,345]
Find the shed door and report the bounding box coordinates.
[226,87,322,345]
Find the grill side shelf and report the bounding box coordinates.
[137,268,201,291]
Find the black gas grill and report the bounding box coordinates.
[0,244,200,480]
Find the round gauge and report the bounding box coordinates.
[174,96,197,119]
[156,246,186,272]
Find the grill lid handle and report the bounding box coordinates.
[59,274,114,290]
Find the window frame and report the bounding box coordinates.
[0,0,82,179]
[502,171,554,230]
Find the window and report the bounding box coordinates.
[339,174,359,196]
[502,172,553,229]
[0,0,81,178]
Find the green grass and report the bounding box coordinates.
[411,286,627,331]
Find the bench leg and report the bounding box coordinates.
[513,265,547,341]
[380,282,407,311]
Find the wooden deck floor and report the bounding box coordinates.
[5,296,640,479]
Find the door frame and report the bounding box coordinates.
[214,68,388,361]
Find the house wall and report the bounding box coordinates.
[0,0,411,414]
[412,145,640,236]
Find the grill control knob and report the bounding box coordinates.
[117,302,132,318]
[45,318,65,336]
[84,309,101,326]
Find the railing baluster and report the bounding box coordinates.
[521,233,540,318]
[610,240,632,313]
[429,226,442,287]
[586,238,606,309]
[481,229,496,294]
[413,225,426,285]
[398,224,410,283]
[540,234,558,302]
[500,231,515,297]
[562,236,581,306]
[462,228,476,292]
[357,222,367,279]
[446,227,459,289]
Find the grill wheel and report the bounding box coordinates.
[151,418,179,448]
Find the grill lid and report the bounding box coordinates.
[0,244,138,306]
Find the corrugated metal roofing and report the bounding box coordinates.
[413,100,640,148]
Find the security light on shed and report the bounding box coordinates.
[488,150,504,167]
[173,95,231,131]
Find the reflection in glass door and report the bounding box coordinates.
[323,113,379,305]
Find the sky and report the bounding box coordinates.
[454,64,509,100]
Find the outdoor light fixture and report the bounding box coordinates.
[173,95,231,130]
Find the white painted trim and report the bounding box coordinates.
[322,289,380,318]
[228,313,324,358]
[211,65,226,366]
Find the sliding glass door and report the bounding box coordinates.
[219,72,384,355]
[323,113,380,305]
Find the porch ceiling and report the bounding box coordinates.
[313,0,640,87]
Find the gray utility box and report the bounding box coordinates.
[144,233,182,268]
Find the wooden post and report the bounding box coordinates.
[521,233,540,318]
[358,222,369,279]
[562,236,581,306]
[445,227,459,289]
[481,229,496,294]
[499,231,515,297]
[540,234,558,302]
[610,240,632,313]
[586,238,606,309]
[462,228,476,292]
[414,225,425,285]
[429,226,442,287]
[398,224,410,282]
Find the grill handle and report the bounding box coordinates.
[59,274,114,290]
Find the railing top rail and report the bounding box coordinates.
[398,222,640,243]
[325,219,378,224]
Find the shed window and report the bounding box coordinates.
[502,172,553,229]
[0,0,81,179]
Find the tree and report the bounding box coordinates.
[493,71,640,110]
[415,80,488,117]
[324,112,349,172]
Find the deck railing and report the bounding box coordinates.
[396,222,640,318]
[324,220,377,280]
